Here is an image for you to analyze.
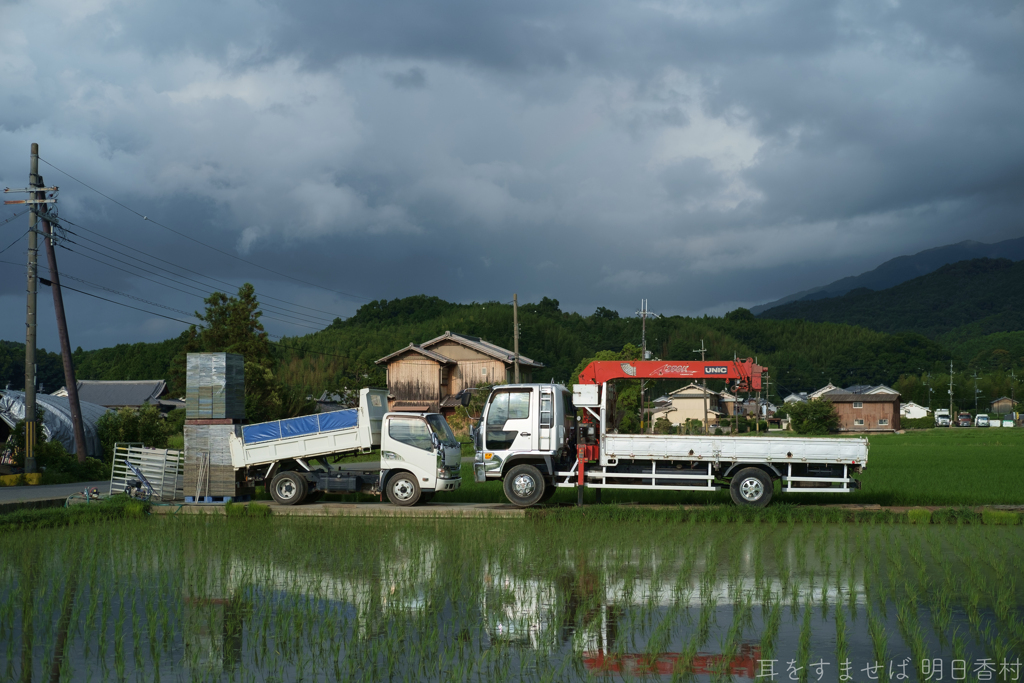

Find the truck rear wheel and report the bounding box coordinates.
[270,472,307,506]
[386,473,421,506]
[729,468,773,508]
[503,464,545,507]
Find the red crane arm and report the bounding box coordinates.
[577,358,765,391]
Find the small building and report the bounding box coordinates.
[784,392,809,404]
[820,392,901,432]
[900,401,930,420]
[655,383,724,426]
[990,397,1015,415]
[376,331,544,415]
[52,379,172,411]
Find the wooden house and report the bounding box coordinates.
[990,396,1015,415]
[819,391,901,432]
[376,331,544,415]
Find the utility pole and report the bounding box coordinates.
[694,339,708,434]
[3,145,42,472]
[972,371,980,413]
[512,294,520,383]
[1011,370,1016,412]
[948,360,954,424]
[636,299,658,432]
[37,174,88,461]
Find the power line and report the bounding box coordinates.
[39,157,371,302]
[55,239,326,330]
[47,280,199,326]
[0,209,29,228]
[0,230,29,256]
[58,216,339,323]
[60,239,327,330]
[1,259,364,363]
[1,259,198,318]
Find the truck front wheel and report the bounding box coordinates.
[729,468,773,508]
[503,464,546,507]
[270,472,307,506]
[386,473,421,506]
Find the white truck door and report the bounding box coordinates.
[382,416,436,482]
[484,388,536,454]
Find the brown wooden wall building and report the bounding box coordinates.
[376,331,544,415]
[820,392,901,432]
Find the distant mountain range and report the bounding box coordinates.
[751,236,1024,315]
[758,258,1024,342]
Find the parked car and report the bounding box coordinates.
[957,412,973,427]
[975,414,990,427]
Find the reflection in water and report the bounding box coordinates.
[0,519,1021,681]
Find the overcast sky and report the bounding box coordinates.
[2,0,1022,352]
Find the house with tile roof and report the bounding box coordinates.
[51,380,170,410]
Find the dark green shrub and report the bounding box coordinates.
[96,404,168,457]
[786,400,841,434]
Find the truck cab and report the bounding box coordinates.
[473,384,575,502]
[379,412,463,505]
[934,409,950,427]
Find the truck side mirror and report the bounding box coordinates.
[431,431,441,451]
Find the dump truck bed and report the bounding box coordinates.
[229,388,388,469]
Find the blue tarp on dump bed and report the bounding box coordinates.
[242,409,359,445]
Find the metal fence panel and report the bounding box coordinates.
[109,443,185,501]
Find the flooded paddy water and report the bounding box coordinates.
[1,515,1022,682]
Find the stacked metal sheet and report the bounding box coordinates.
[185,353,245,419]
[183,424,239,497]
[184,352,247,498]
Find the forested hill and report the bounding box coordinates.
[271,296,952,398]
[758,258,1024,341]
[5,290,1017,403]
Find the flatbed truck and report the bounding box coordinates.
[474,359,868,507]
[228,388,462,506]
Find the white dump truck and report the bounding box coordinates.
[230,388,461,505]
[474,359,868,508]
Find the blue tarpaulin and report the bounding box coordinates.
[282,415,319,438]
[242,408,359,445]
[242,421,282,444]
[318,409,358,432]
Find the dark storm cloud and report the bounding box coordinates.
[1,0,1022,351]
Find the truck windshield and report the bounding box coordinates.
[426,415,459,447]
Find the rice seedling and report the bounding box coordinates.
[0,511,1020,682]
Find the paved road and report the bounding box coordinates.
[0,480,109,504]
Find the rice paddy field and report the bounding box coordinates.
[3,512,1023,682]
